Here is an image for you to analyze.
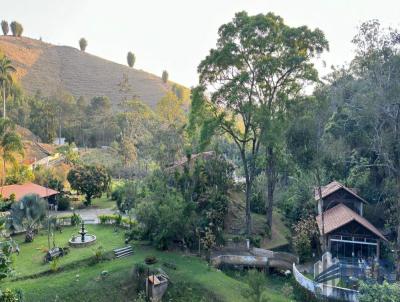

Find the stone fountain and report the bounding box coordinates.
[69,221,96,248]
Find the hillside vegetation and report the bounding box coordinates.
[0,36,186,109]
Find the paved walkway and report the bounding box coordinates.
[50,208,115,224]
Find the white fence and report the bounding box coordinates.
[293,263,359,302]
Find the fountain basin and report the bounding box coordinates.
[69,234,97,248]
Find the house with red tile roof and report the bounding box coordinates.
[0,182,59,202]
[315,181,387,260]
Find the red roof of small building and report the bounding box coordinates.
[314,181,368,204]
[316,203,387,241]
[0,182,59,201]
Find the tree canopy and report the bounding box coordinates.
[196,11,328,234]
[67,165,111,206]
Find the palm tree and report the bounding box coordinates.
[8,194,47,242]
[0,118,23,187]
[0,57,16,119]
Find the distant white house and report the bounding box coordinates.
[53,137,66,145]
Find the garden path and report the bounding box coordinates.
[50,208,115,224]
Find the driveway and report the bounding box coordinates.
[50,208,116,224]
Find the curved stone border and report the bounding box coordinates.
[68,235,97,248]
[212,255,269,268]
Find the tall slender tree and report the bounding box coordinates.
[162,70,168,83]
[1,21,9,35]
[79,38,87,51]
[127,52,135,68]
[0,56,16,119]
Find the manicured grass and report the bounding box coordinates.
[5,244,251,302]
[91,194,116,210]
[3,225,293,302]
[10,225,125,278]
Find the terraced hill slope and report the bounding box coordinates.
[0,36,175,108]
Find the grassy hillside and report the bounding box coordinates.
[0,36,185,109]
[225,190,290,250]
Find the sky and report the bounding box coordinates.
[2,0,400,87]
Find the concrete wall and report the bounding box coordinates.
[293,263,359,302]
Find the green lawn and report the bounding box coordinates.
[11,225,125,278]
[91,194,116,209]
[2,225,293,302]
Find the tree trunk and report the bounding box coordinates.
[85,195,92,206]
[265,146,276,237]
[316,168,326,254]
[240,149,252,236]
[245,177,252,236]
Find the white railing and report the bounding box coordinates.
[293,263,359,302]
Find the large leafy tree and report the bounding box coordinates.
[349,20,400,279]
[0,118,24,186]
[67,165,111,206]
[156,91,186,126]
[0,56,16,119]
[10,21,23,37]
[197,11,328,234]
[8,194,47,242]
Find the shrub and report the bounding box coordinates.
[92,246,104,264]
[0,243,13,280]
[131,263,156,294]
[115,214,122,226]
[292,216,319,262]
[70,213,81,226]
[244,270,270,302]
[144,256,157,265]
[57,195,71,211]
[49,258,59,272]
[0,288,24,302]
[125,224,143,243]
[249,235,261,248]
[359,281,400,302]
